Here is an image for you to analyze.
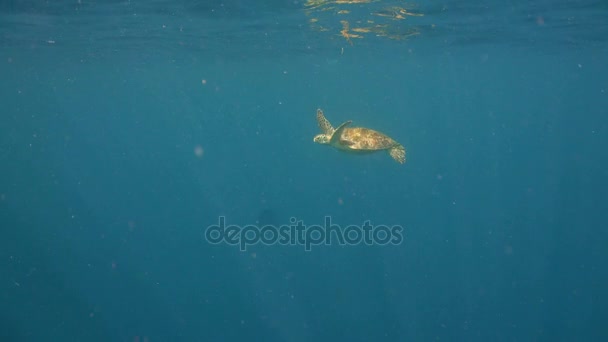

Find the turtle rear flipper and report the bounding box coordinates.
[389,146,406,164]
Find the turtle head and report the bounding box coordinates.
[313,134,331,144]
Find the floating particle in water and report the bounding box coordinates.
[194,145,204,158]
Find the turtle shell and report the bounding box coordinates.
[338,127,399,151]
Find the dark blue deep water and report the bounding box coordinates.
[1,0,608,341]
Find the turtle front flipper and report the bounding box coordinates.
[329,120,352,145]
[389,145,406,164]
[317,109,334,134]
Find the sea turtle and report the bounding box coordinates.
[313,108,406,164]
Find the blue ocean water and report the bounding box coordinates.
[1,0,607,341]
